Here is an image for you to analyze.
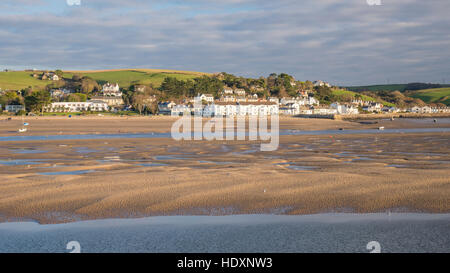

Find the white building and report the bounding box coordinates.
[194,94,214,103]
[247,94,259,102]
[234,88,246,96]
[158,102,177,115]
[236,96,247,103]
[102,83,122,97]
[313,80,331,87]
[50,88,74,98]
[5,105,25,113]
[171,104,192,116]
[268,97,280,104]
[280,96,319,106]
[220,87,247,101]
[279,103,300,115]
[45,100,109,112]
[42,72,59,81]
[314,107,337,115]
[330,103,359,115]
[91,96,124,107]
[222,87,234,95]
[363,102,384,113]
[409,106,432,114]
[203,102,278,117]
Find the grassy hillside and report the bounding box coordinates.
[332,89,396,107]
[408,88,450,106]
[0,69,211,90]
[0,71,49,90]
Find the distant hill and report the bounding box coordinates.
[0,69,211,90]
[344,83,450,93]
[344,84,408,92]
[408,88,450,106]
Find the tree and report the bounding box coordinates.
[55,69,64,78]
[313,86,335,104]
[67,93,87,102]
[46,80,66,91]
[146,101,158,114]
[25,90,51,115]
[80,77,100,94]
[305,80,314,91]
[1,90,24,107]
[159,77,193,99]
[72,74,82,81]
[131,93,146,115]
[193,76,224,98]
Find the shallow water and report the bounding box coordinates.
[0,213,448,253]
[404,118,450,124]
[75,147,98,154]
[1,127,449,142]
[139,163,169,167]
[10,148,48,154]
[154,155,190,160]
[38,170,96,176]
[0,159,44,165]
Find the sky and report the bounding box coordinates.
[0,0,449,86]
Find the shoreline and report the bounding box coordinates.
[2,212,450,226]
[339,112,450,120]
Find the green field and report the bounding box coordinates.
[409,88,450,106]
[0,69,210,90]
[0,71,49,90]
[332,89,395,107]
[63,69,209,89]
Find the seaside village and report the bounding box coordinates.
[1,78,449,117]
[45,82,357,117]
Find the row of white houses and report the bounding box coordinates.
[279,102,359,115]
[45,100,109,112]
[280,96,319,106]
[408,106,450,114]
[169,102,279,116]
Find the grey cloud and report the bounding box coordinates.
[0,0,449,85]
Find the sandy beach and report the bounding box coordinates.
[0,116,449,224]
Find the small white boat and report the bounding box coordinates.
[378,126,385,130]
[18,128,27,133]
[23,122,29,126]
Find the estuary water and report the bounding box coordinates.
[0,127,449,142]
[0,213,448,253]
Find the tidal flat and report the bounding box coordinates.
[0,116,449,224]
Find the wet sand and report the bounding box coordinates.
[0,117,449,224]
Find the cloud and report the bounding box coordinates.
[0,0,449,85]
